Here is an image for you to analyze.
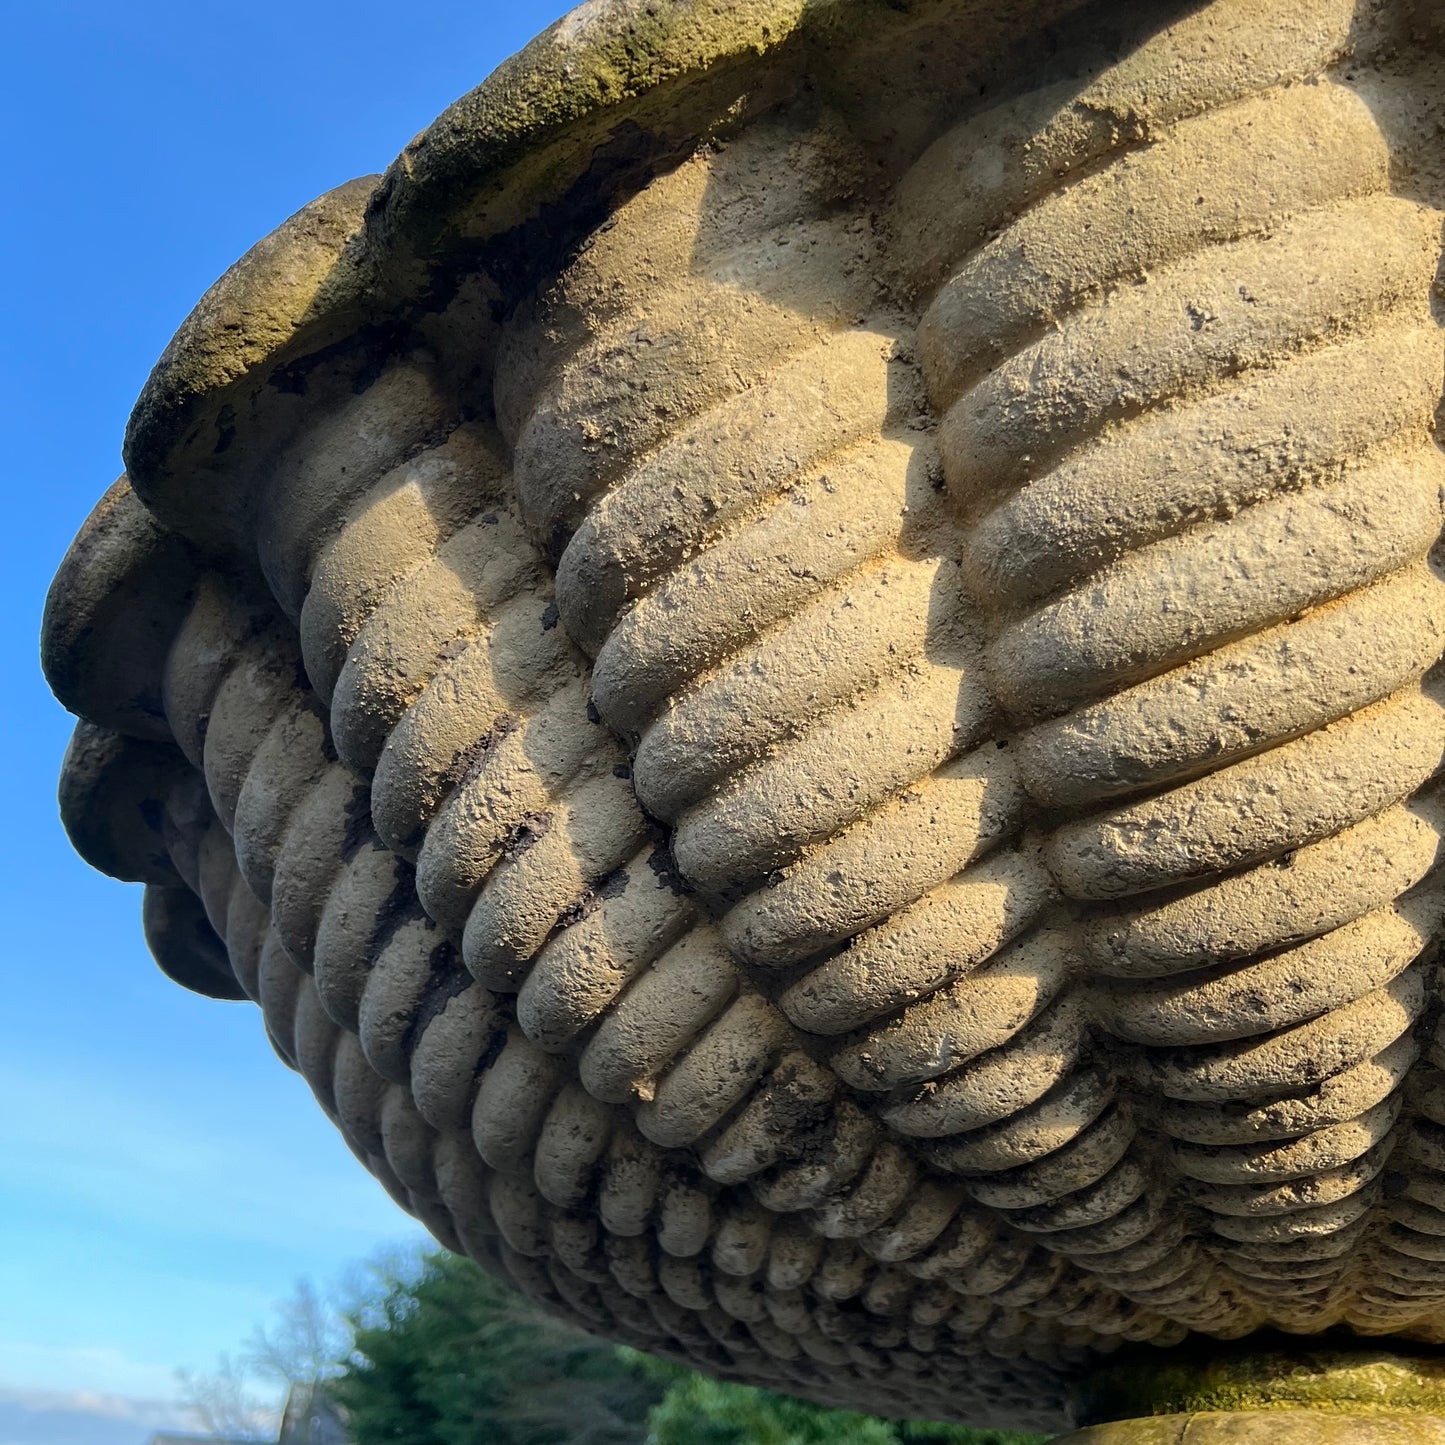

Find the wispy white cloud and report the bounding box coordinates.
[0,1054,407,1251]
[0,1342,180,1400]
[0,1387,194,1429]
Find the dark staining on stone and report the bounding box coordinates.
[214,403,237,456]
[477,120,702,309]
[647,841,693,896]
[502,811,552,859]
[1186,302,1215,332]
[547,522,574,568]
[401,420,457,466]
[159,797,204,871]
[554,866,631,932]
[342,783,378,860]
[454,713,518,790]
[473,1011,510,1081]
[542,600,560,631]
[596,869,630,902]
[369,871,428,962]
[401,941,471,1061]
[129,681,172,725]
[761,1058,834,1145]
[266,319,411,399]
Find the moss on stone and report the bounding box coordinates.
[1057,1409,1445,1443]
[1075,1348,1445,1425]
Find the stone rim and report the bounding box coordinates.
[120,0,898,529]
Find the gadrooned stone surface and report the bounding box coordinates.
[41,0,1445,1431]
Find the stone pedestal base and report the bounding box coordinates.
[1055,1411,1445,1443]
[1061,1348,1445,1443]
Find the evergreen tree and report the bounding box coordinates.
[629,1355,1042,1445]
[333,1250,1048,1445]
[334,1253,660,1445]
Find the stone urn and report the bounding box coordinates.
[42,0,1445,1437]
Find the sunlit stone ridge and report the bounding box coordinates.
[42,0,1445,1435]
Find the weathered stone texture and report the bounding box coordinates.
[1057,1413,1445,1444]
[42,0,1445,1431]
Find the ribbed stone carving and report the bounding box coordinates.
[43,0,1445,1432]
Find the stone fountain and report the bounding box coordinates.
[42,1,1445,1437]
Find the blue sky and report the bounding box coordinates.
[1,4,568,1441]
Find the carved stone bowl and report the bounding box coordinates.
[42,0,1445,1433]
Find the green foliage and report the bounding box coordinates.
[333,1252,660,1445]
[628,1353,1044,1445]
[333,1250,1047,1445]
[625,1353,896,1445]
